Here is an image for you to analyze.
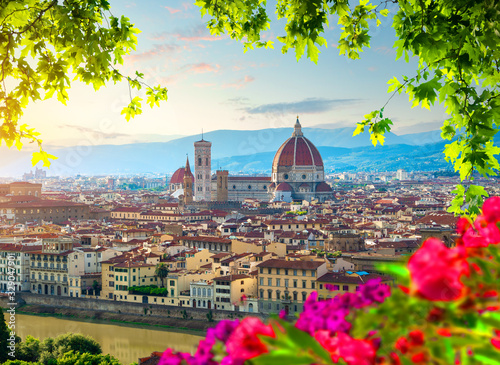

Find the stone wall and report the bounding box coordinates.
[1,293,265,322]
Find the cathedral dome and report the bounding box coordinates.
[272,118,323,170]
[170,167,193,184]
[275,182,293,191]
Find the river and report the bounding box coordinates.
[4,313,204,365]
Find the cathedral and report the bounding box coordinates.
[268,118,332,202]
[169,118,332,203]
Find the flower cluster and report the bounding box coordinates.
[159,318,275,365]
[295,278,391,336]
[160,197,500,365]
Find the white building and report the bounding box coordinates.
[189,279,214,309]
[0,243,39,292]
[396,169,408,181]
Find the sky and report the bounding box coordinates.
[12,0,448,149]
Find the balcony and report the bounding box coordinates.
[32,267,68,273]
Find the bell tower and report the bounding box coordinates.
[194,133,212,201]
[183,156,193,204]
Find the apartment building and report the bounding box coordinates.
[29,238,78,296]
[256,259,327,315]
[0,243,40,292]
[213,273,257,312]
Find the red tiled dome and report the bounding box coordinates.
[272,123,323,169]
[316,182,332,192]
[170,167,193,184]
[275,182,293,191]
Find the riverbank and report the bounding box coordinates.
[12,304,213,333]
[5,312,203,365]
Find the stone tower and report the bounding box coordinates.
[216,170,229,202]
[183,156,193,204]
[194,135,212,201]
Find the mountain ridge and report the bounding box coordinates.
[0,126,450,176]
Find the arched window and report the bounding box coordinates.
[207,288,211,297]
[202,288,206,297]
[197,288,201,297]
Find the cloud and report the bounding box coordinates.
[225,97,250,105]
[222,75,255,89]
[59,125,129,142]
[125,43,179,64]
[151,25,224,43]
[374,46,396,55]
[183,63,220,74]
[165,6,181,14]
[194,83,216,88]
[244,98,360,115]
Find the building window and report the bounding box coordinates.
[302,280,307,289]
[343,285,349,291]
[276,279,281,287]
[268,278,272,286]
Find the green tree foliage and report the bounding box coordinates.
[195,0,500,216]
[128,285,168,296]
[3,360,34,365]
[55,351,121,365]
[0,312,12,363]
[92,280,101,296]
[155,263,169,288]
[0,0,168,166]
[35,333,102,364]
[15,335,40,362]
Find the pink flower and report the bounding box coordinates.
[482,196,500,223]
[408,238,469,301]
[459,197,500,247]
[314,330,377,365]
[225,317,275,362]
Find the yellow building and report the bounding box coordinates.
[213,274,258,312]
[185,249,213,271]
[256,259,327,315]
[100,251,160,300]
